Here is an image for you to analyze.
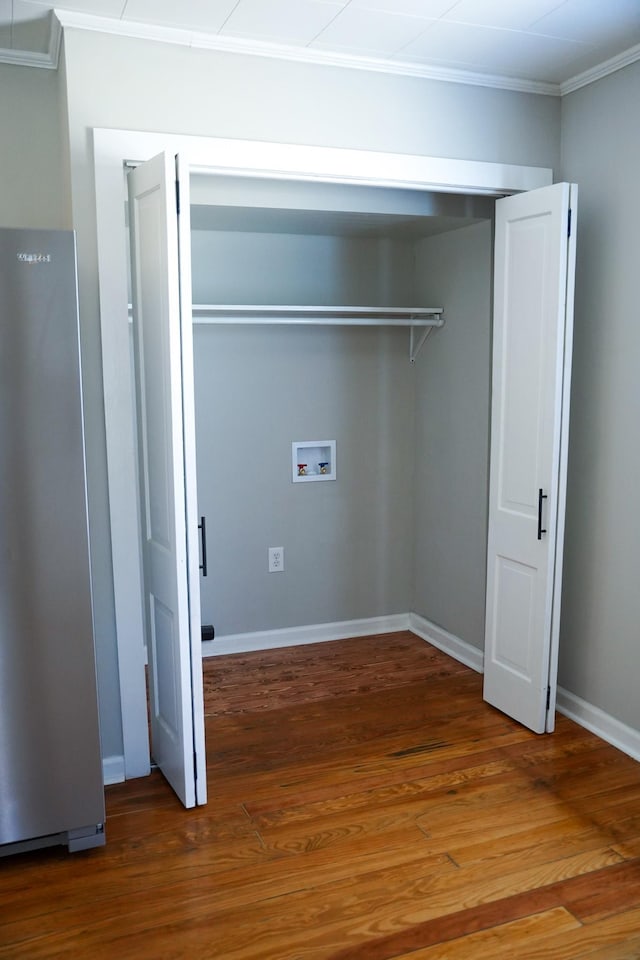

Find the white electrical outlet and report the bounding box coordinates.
[268,546,284,573]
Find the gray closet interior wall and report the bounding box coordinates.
[412,221,493,651]
[189,177,493,645]
[194,324,415,634]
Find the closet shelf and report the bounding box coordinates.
[195,305,444,361]
[192,304,444,327]
[127,303,445,361]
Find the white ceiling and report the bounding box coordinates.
[2,0,640,94]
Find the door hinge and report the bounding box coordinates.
[567,208,572,238]
[546,686,551,710]
[175,179,180,215]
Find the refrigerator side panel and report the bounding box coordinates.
[0,228,105,851]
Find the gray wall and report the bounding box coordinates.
[62,30,561,166]
[192,228,417,635]
[191,230,416,307]
[193,219,492,641]
[559,62,640,732]
[58,26,561,760]
[0,63,69,228]
[194,325,415,634]
[412,222,493,649]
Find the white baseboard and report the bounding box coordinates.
[102,755,125,786]
[202,613,410,657]
[409,612,485,674]
[556,687,640,763]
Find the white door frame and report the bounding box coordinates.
[93,126,552,780]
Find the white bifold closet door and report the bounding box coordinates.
[483,182,577,734]
[128,152,206,807]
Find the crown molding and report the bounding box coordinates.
[53,8,560,96]
[560,42,640,95]
[0,14,61,69]
[0,47,53,68]
[3,8,638,97]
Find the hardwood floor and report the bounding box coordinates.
[2,631,640,958]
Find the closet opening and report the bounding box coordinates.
[102,129,568,800]
[185,174,494,653]
[125,165,495,772]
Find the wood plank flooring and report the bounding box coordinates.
[2,631,640,958]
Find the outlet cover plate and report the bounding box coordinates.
[268,546,284,572]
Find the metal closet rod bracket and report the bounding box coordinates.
[410,315,445,363]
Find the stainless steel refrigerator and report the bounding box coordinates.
[0,228,105,855]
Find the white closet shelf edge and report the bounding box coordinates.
[191,304,444,326]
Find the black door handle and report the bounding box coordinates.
[537,489,547,540]
[198,516,208,577]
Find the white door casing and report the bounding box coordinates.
[128,151,206,806]
[483,182,577,734]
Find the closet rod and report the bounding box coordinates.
[192,304,444,326]
[126,304,445,360]
[127,303,444,326]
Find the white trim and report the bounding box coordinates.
[0,48,54,69]
[555,688,640,764]
[93,128,551,781]
[1,10,636,95]
[94,130,151,782]
[54,9,558,96]
[95,129,551,197]
[409,613,485,674]
[0,13,61,69]
[203,614,410,657]
[102,755,126,785]
[560,42,640,96]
